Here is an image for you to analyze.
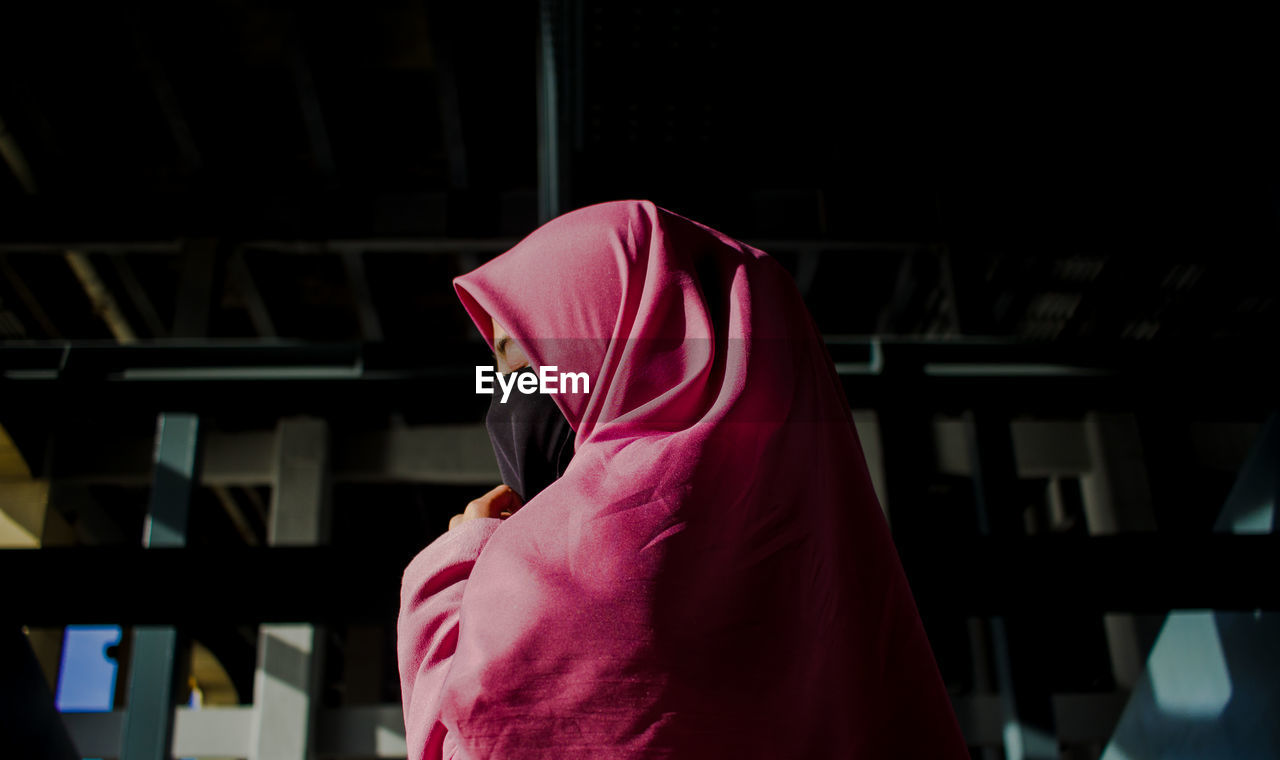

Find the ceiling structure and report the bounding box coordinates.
[0,1,1273,349]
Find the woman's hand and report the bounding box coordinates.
[449,484,523,531]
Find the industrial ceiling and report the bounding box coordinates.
[0,1,1274,347]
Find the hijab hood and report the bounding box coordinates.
[435,200,966,757]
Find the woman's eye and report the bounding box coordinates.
[503,344,531,372]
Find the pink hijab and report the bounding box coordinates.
[399,200,967,758]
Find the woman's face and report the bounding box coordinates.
[492,318,530,374]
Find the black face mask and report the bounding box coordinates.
[484,367,576,503]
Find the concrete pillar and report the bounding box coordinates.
[1081,413,1157,534]
[122,413,200,760]
[1080,412,1162,690]
[249,417,332,760]
[269,418,332,547]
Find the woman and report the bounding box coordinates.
[398,200,967,758]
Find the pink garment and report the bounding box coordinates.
[398,200,968,758]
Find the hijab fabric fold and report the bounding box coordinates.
[399,200,967,758]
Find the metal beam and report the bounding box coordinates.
[0,241,183,254]
[0,114,38,194]
[424,0,470,189]
[246,237,520,254]
[0,237,923,255]
[228,247,278,338]
[286,11,336,181]
[37,420,1090,490]
[6,534,1280,626]
[0,186,955,245]
[171,238,219,338]
[45,425,499,486]
[64,251,138,343]
[211,484,261,545]
[245,238,927,255]
[0,115,142,350]
[536,0,563,222]
[934,419,1093,478]
[876,247,921,334]
[129,13,202,173]
[0,336,1265,377]
[108,254,169,338]
[341,250,383,341]
[0,255,61,338]
[3,341,1275,429]
[935,243,963,336]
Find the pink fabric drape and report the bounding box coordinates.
[398,200,968,758]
